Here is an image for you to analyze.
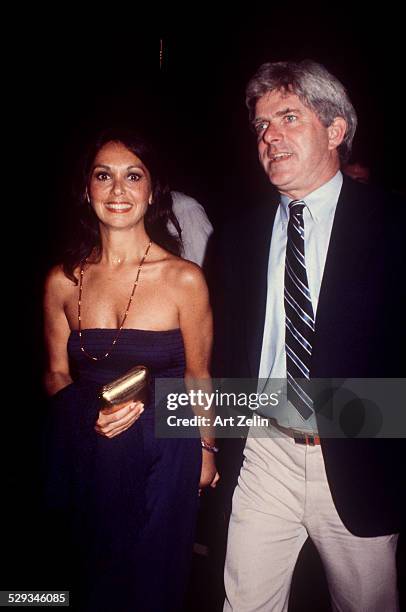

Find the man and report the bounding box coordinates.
[220,60,404,611]
[342,160,371,183]
[169,190,213,266]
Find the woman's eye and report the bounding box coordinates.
[95,172,110,181]
[128,173,141,182]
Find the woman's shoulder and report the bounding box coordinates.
[150,244,207,296]
[160,252,206,287]
[44,264,78,298]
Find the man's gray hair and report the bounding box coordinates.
[246,60,357,162]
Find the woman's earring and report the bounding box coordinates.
[85,190,91,204]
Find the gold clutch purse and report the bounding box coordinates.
[99,365,149,411]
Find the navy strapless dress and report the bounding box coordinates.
[47,329,201,612]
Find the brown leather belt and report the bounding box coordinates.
[269,418,321,446]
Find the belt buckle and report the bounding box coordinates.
[294,433,317,446]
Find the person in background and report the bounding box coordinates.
[342,159,371,183]
[169,190,213,266]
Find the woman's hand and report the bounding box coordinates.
[95,401,144,438]
[198,449,220,494]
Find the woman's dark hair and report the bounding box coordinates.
[62,127,182,283]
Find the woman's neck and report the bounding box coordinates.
[97,225,151,267]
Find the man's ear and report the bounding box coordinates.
[327,117,347,150]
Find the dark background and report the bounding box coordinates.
[3,9,405,610]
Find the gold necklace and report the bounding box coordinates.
[78,240,152,361]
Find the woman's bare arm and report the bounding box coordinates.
[43,266,73,395]
[44,266,144,434]
[177,262,219,490]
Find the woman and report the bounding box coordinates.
[44,128,219,612]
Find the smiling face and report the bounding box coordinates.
[88,140,152,229]
[254,89,345,199]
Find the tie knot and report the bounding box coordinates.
[289,200,305,217]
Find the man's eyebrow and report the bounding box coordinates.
[253,107,302,122]
[276,107,301,116]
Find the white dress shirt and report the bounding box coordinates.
[258,171,343,430]
[168,191,213,266]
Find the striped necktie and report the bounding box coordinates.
[284,200,314,420]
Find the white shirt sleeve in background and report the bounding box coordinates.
[168,191,214,266]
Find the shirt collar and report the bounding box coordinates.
[279,171,343,224]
